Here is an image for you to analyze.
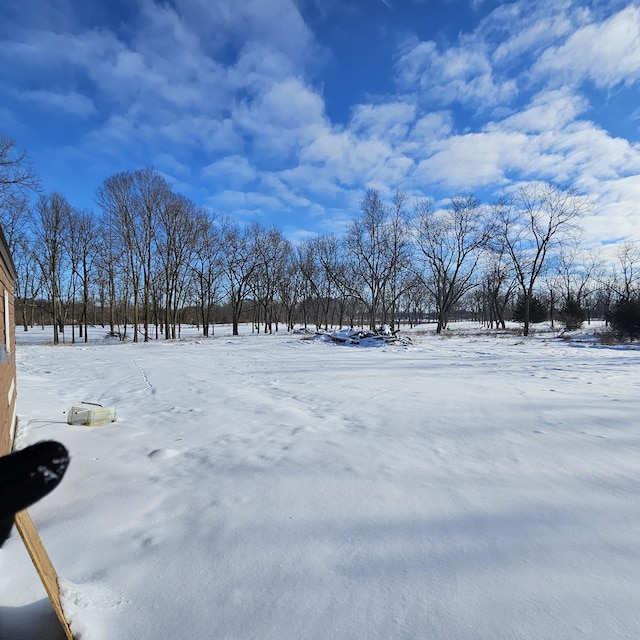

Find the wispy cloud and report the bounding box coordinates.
[202,155,257,189]
[1,0,639,248]
[395,35,517,110]
[14,89,97,117]
[533,5,640,89]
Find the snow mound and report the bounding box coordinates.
[147,448,180,460]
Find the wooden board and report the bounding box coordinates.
[15,510,74,640]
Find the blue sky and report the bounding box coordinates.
[1,0,639,246]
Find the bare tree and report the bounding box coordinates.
[190,210,224,337]
[0,199,39,331]
[96,172,141,340]
[344,189,399,330]
[0,197,33,254]
[251,225,290,334]
[481,243,518,329]
[95,207,126,335]
[96,169,170,342]
[541,264,562,330]
[298,234,345,330]
[384,191,412,330]
[155,193,199,339]
[221,219,257,336]
[136,168,170,340]
[0,136,39,213]
[495,182,588,336]
[279,246,303,332]
[398,276,431,328]
[64,209,81,343]
[66,209,98,342]
[0,137,40,330]
[553,244,602,326]
[413,194,490,334]
[609,241,640,302]
[13,233,42,331]
[297,238,323,330]
[34,193,71,344]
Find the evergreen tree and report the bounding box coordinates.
[559,296,585,331]
[513,294,547,324]
[609,297,640,340]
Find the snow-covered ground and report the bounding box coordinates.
[2,322,640,639]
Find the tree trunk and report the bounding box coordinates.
[523,291,531,337]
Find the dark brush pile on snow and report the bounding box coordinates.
[301,324,412,347]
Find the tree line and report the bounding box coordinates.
[2,134,640,343]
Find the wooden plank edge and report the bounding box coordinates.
[15,510,75,640]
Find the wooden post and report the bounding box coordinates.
[15,510,74,639]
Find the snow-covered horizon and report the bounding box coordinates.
[2,322,640,639]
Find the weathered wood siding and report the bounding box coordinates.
[0,226,17,456]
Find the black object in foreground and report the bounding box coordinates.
[0,441,70,545]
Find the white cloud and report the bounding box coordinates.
[153,153,191,177]
[581,175,640,246]
[404,112,454,150]
[400,61,639,191]
[0,0,321,157]
[300,127,407,188]
[228,44,301,96]
[259,173,313,209]
[205,168,316,222]
[413,130,524,189]
[2,0,640,248]
[237,78,326,132]
[85,115,138,154]
[349,102,416,141]
[394,1,640,117]
[412,109,640,195]
[551,123,640,185]
[175,0,317,63]
[395,34,517,110]
[232,77,328,163]
[487,0,583,66]
[533,5,640,89]
[494,88,588,134]
[16,89,97,117]
[278,163,346,201]
[212,189,285,215]
[202,155,257,188]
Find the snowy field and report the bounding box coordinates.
[2,322,640,639]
